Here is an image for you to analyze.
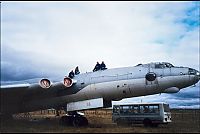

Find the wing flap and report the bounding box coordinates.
[1,83,30,89]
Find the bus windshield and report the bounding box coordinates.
[163,104,170,112]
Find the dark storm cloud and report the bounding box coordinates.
[1,62,41,81]
[170,86,200,100]
[161,85,200,108]
[1,45,53,82]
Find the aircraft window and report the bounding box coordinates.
[136,64,142,66]
[165,63,170,68]
[165,63,174,68]
[169,63,174,67]
[155,63,165,68]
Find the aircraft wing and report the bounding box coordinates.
[0,77,76,114]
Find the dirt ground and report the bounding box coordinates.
[1,109,199,133]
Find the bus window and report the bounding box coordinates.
[144,106,149,113]
[149,105,159,114]
[136,105,140,113]
[163,104,170,112]
[120,106,123,113]
[122,106,130,114]
[149,105,155,113]
[154,105,159,113]
[113,106,120,114]
[140,105,145,113]
[129,106,134,114]
[131,105,139,114]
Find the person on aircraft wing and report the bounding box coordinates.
[68,70,75,78]
[100,61,107,70]
[93,62,101,72]
[75,66,80,75]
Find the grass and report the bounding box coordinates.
[1,109,199,133]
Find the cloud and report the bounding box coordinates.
[1,2,199,70]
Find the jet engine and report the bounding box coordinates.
[39,78,52,89]
[63,77,73,87]
[163,87,180,93]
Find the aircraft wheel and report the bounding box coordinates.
[59,116,73,126]
[0,114,13,121]
[72,116,88,127]
[81,116,88,126]
[72,116,82,127]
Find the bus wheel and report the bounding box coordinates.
[143,118,152,127]
[116,119,126,126]
[116,119,122,125]
[151,123,158,127]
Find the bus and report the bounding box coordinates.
[112,102,171,127]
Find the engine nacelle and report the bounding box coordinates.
[39,78,52,89]
[163,87,180,93]
[63,77,73,87]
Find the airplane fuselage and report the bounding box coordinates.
[1,62,199,114]
[20,64,199,113]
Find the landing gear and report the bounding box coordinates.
[59,112,88,127]
[0,114,13,121]
[72,116,88,127]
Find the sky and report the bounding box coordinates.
[1,1,200,109]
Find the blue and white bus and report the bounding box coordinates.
[112,102,171,127]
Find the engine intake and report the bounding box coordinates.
[40,78,51,89]
[63,77,73,87]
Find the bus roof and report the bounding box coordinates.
[113,102,169,106]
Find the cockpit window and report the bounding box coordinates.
[165,63,170,68]
[136,64,142,66]
[165,63,174,68]
[135,62,174,68]
[155,63,165,68]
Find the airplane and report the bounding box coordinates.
[1,62,199,127]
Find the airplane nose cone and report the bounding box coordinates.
[188,68,200,83]
[193,69,200,82]
[196,70,200,80]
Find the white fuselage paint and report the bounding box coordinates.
[3,63,199,114]
[59,75,197,104]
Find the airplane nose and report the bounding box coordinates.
[193,69,200,81]
[188,68,200,82]
[188,68,196,75]
[196,70,200,80]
